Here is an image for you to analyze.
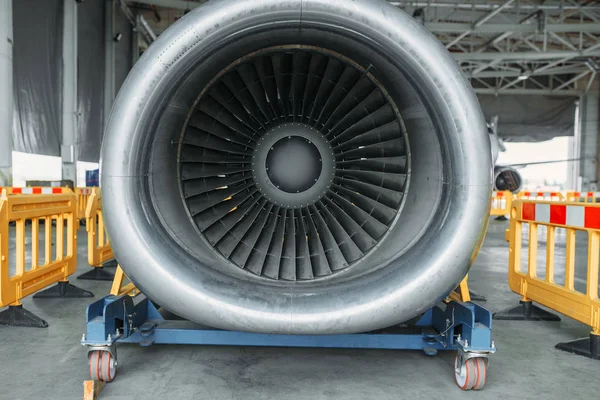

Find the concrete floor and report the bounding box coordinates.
[1,219,599,399]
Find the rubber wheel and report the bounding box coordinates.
[88,350,117,382]
[472,357,487,390]
[454,355,477,390]
[89,351,101,381]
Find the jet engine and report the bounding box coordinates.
[100,0,492,334]
[494,166,523,193]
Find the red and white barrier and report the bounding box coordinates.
[522,202,600,229]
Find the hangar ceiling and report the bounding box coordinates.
[127,0,600,96]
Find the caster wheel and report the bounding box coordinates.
[89,350,117,382]
[423,347,438,356]
[454,355,480,390]
[472,357,487,390]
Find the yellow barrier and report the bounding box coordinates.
[75,187,95,220]
[0,188,92,327]
[1,187,96,221]
[80,188,115,281]
[1,187,70,195]
[517,191,564,201]
[490,191,513,217]
[565,191,600,203]
[496,199,600,358]
[110,265,139,297]
[448,275,486,303]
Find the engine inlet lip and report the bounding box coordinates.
[101,0,492,334]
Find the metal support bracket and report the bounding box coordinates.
[81,295,496,384]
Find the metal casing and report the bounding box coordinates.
[101,0,492,334]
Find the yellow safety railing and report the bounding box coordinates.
[1,187,96,221]
[506,199,600,335]
[75,187,96,221]
[85,188,114,267]
[564,191,600,203]
[0,188,77,308]
[490,191,513,217]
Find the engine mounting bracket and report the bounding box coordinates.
[81,294,496,390]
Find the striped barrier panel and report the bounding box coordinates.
[517,191,564,201]
[490,191,513,217]
[499,199,600,359]
[2,187,68,195]
[565,191,600,203]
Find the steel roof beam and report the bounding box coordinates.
[131,0,600,12]
[445,0,516,49]
[454,49,600,61]
[428,23,600,34]
[467,67,590,78]
[391,1,600,11]
[473,88,582,95]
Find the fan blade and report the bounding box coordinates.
[183,127,252,155]
[279,209,297,280]
[302,207,332,276]
[263,208,286,279]
[245,205,281,276]
[294,209,314,280]
[309,205,348,271]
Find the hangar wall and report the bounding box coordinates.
[478,95,577,142]
[8,0,135,166]
[0,0,12,185]
[579,94,600,190]
[2,0,597,189]
[11,0,63,157]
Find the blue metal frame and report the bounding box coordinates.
[82,294,496,355]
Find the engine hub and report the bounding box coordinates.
[252,123,335,209]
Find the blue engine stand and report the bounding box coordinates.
[82,294,496,390]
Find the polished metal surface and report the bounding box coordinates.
[101,0,492,334]
[494,166,523,193]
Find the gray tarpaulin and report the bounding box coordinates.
[77,0,105,162]
[12,1,133,163]
[114,6,133,96]
[478,94,577,142]
[12,0,63,156]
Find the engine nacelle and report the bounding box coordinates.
[494,166,523,193]
[100,0,492,334]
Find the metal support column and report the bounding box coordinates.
[104,0,115,128]
[0,0,13,186]
[132,14,141,66]
[61,0,78,184]
[579,94,600,190]
[568,102,582,190]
